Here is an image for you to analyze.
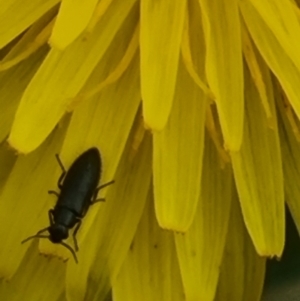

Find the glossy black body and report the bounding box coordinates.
[57,147,100,214]
[49,147,101,243]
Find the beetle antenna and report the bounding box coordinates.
[21,234,49,244]
[21,235,78,263]
[59,241,78,264]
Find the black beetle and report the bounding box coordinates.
[22,147,114,263]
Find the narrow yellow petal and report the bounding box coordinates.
[215,190,266,301]
[8,0,137,153]
[86,0,114,33]
[242,25,274,127]
[130,115,147,160]
[0,0,59,48]
[280,95,300,142]
[0,147,16,191]
[113,196,184,301]
[50,0,99,49]
[199,0,244,151]
[277,83,300,234]
[141,0,187,130]
[153,59,206,232]
[205,105,231,166]
[231,63,284,256]
[181,7,214,100]
[175,134,232,301]
[240,1,300,125]
[66,130,152,301]
[0,47,47,142]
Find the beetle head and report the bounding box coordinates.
[48,224,69,243]
[21,227,78,263]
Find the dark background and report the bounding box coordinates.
[262,207,300,301]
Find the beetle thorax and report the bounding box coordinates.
[48,224,69,243]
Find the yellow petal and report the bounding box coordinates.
[153,59,206,232]
[175,134,232,301]
[242,25,273,127]
[113,195,184,301]
[231,62,284,256]
[181,7,214,100]
[0,47,47,142]
[141,0,187,130]
[0,147,16,190]
[85,0,114,33]
[50,0,99,49]
[277,83,300,234]
[215,189,266,301]
[199,0,244,151]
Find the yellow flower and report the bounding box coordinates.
[0,0,298,300]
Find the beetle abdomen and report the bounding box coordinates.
[56,148,101,215]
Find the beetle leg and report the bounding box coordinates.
[48,190,59,197]
[48,209,55,226]
[54,154,66,189]
[91,196,105,204]
[91,180,115,203]
[36,227,49,235]
[72,219,82,252]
